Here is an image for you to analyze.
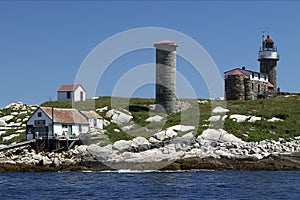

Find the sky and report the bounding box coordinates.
[1,1,300,108]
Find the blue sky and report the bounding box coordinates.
[0,1,300,107]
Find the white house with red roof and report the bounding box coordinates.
[57,84,86,102]
[26,107,90,140]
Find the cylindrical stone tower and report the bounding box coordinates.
[258,34,280,91]
[154,40,178,114]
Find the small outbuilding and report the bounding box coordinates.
[80,110,103,129]
[57,84,86,102]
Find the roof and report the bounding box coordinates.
[154,40,178,46]
[265,35,274,43]
[80,110,102,119]
[226,69,249,78]
[267,82,274,88]
[224,68,268,78]
[40,107,89,124]
[57,84,84,92]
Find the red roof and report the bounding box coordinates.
[40,107,89,124]
[265,38,274,43]
[226,69,249,78]
[154,40,177,46]
[267,82,274,88]
[265,35,274,43]
[57,84,83,92]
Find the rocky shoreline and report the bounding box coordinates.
[1,127,300,172]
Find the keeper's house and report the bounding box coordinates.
[57,84,86,102]
[26,107,90,140]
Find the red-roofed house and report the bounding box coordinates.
[57,84,86,102]
[26,107,90,140]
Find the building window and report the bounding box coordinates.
[34,120,45,127]
[38,112,42,117]
[258,85,260,93]
[94,119,97,127]
[79,125,82,133]
[252,73,254,78]
[67,92,71,99]
[62,124,68,128]
[252,83,254,90]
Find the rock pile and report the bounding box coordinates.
[1,127,300,171]
[0,145,80,167]
[78,127,300,169]
[0,102,37,141]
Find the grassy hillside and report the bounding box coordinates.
[41,95,300,142]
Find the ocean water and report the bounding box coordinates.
[0,170,299,199]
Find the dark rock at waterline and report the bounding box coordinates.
[1,152,300,172]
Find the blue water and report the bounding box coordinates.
[0,171,299,199]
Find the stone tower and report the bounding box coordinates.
[154,40,177,114]
[258,34,280,91]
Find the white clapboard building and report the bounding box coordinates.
[57,84,86,102]
[26,107,100,140]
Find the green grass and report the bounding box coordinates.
[0,129,26,145]
[24,95,300,143]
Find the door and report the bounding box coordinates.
[80,91,84,101]
[68,125,72,136]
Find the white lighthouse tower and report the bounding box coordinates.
[258,33,280,91]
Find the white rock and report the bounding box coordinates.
[139,148,164,162]
[267,117,284,122]
[148,137,160,143]
[145,115,164,123]
[167,125,195,133]
[87,144,113,160]
[181,132,195,141]
[103,119,111,127]
[7,122,21,127]
[0,119,7,127]
[0,115,14,122]
[42,156,52,165]
[208,115,221,122]
[96,106,108,113]
[113,140,132,152]
[121,124,135,132]
[113,129,120,133]
[229,114,249,122]
[153,131,166,141]
[132,137,150,147]
[222,115,228,121]
[165,129,177,139]
[2,134,20,141]
[11,112,19,116]
[215,149,233,158]
[212,106,229,114]
[106,109,133,126]
[199,129,244,144]
[248,116,262,123]
[295,136,300,140]
[197,100,208,104]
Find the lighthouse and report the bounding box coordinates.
[258,34,280,91]
[154,40,177,114]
